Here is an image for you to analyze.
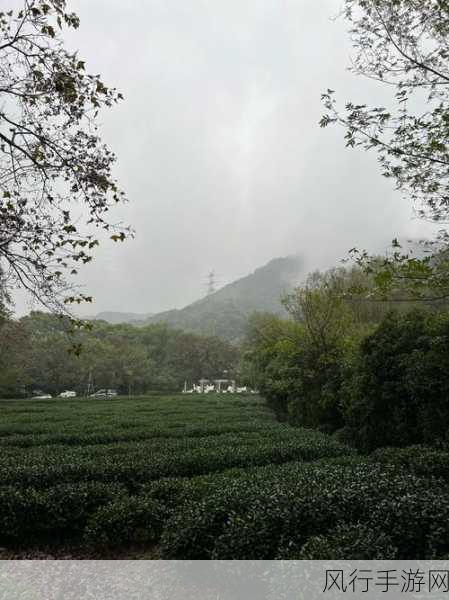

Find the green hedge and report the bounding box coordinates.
[160,463,449,559]
[371,446,449,481]
[292,524,398,559]
[2,458,448,558]
[0,430,352,490]
[84,495,165,548]
[0,482,125,544]
[1,396,448,558]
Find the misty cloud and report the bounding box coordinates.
[14,0,435,315]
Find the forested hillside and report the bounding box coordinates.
[144,256,304,341]
[87,312,154,325]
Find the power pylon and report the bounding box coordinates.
[207,270,216,295]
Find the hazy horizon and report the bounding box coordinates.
[12,0,436,317]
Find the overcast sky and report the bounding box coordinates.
[14,0,435,316]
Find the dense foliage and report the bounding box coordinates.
[242,311,351,433]
[160,461,449,560]
[0,395,352,555]
[243,266,449,450]
[0,395,447,559]
[242,268,378,431]
[0,312,239,397]
[345,310,449,450]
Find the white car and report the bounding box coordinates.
[31,394,52,399]
[90,389,118,398]
[90,389,107,398]
[59,390,77,398]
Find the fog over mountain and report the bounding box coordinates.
[90,255,304,341]
[86,312,154,326]
[13,0,436,317]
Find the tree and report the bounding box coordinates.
[283,270,353,353]
[344,309,449,450]
[164,331,239,387]
[0,317,30,397]
[282,272,358,431]
[0,271,10,329]
[0,312,242,397]
[243,292,356,431]
[242,312,305,418]
[321,0,449,300]
[0,1,127,313]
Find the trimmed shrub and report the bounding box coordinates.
[293,524,398,559]
[372,446,449,482]
[0,482,125,544]
[160,463,449,560]
[84,495,165,549]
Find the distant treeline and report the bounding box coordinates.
[0,312,239,398]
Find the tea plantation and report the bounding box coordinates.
[0,395,448,558]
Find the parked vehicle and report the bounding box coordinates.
[59,390,77,398]
[90,389,118,398]
[90,389,107,398]
[31,394,52,399]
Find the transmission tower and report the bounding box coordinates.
[207,270,216,295]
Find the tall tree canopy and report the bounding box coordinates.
[0,0,127,312]
[0,312,240,398]
[321,0,449,300]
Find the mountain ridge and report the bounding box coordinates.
[86,311,154,325]
[145,255,303,341]
[87,255,304,341]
